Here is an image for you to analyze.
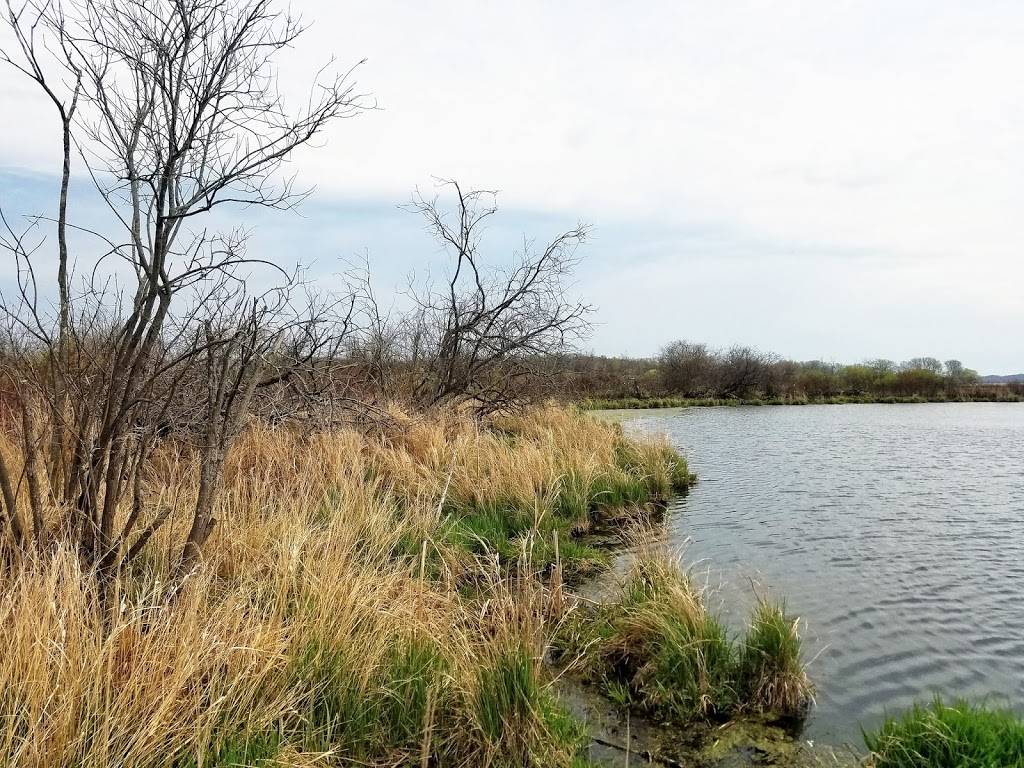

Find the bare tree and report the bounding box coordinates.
[902,357,944,375]
[716,346,774,398]
[397,181,592,413]
[658,340,713,397]
[0,0,366,574]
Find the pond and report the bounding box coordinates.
[609,403,1024,747]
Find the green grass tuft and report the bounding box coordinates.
[555,555,812,726]
[290,634,450,761]
[865,699,1024,767]
[474,644,591,767]
[475,646,541,745]
[176,731,281,767]
[735,600,813,715]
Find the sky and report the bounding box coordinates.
[2,1,1023,372]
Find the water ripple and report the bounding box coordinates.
[621,403,1024,744]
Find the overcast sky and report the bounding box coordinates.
[2,1,1023,372]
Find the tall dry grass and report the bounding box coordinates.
[0,406,686,767]
[0,551,291,767]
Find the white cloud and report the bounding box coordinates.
[1,0,1023,369]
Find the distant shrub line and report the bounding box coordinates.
[578,391,1024,411]
[561,341,1024,407]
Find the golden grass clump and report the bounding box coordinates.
[0,405,691,767]
[0,550,291,768]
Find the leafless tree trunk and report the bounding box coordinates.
[0,0,367,575]
[397,180,592,413]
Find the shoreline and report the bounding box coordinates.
[554,555,856,766]
[554,464,855,767]
[3,404,1006,766]
[579,406,1024,767]
[577,393,1024,410]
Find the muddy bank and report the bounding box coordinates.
[552,530,862,767]
[557,677,859,767]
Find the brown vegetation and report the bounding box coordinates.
[0,406,690,767]
[0,0,597,577]
[561,344,1014,404]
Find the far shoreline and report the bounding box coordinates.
[577,393,1024,410]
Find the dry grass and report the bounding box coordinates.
[0,551,291,767]
[0,405,687,767]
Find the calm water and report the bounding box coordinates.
[613,403,1024,746]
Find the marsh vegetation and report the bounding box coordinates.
[555,552,813,725]
[865,700,1024,768]
[0,0,1015,764]
[0,405,820,767]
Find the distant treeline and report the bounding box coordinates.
[559,341,1024,405]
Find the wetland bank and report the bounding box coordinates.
[3,0,1022,764]
[0,406,816,767]
[3,399,1020,766]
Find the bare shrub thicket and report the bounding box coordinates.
[658,340,714,397]
[658,341,779,398]
[355,181,593,414]
[0,0,596,572]
[0,0,368,573]
[563,342,988,402]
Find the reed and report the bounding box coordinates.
[735,600,813,715]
